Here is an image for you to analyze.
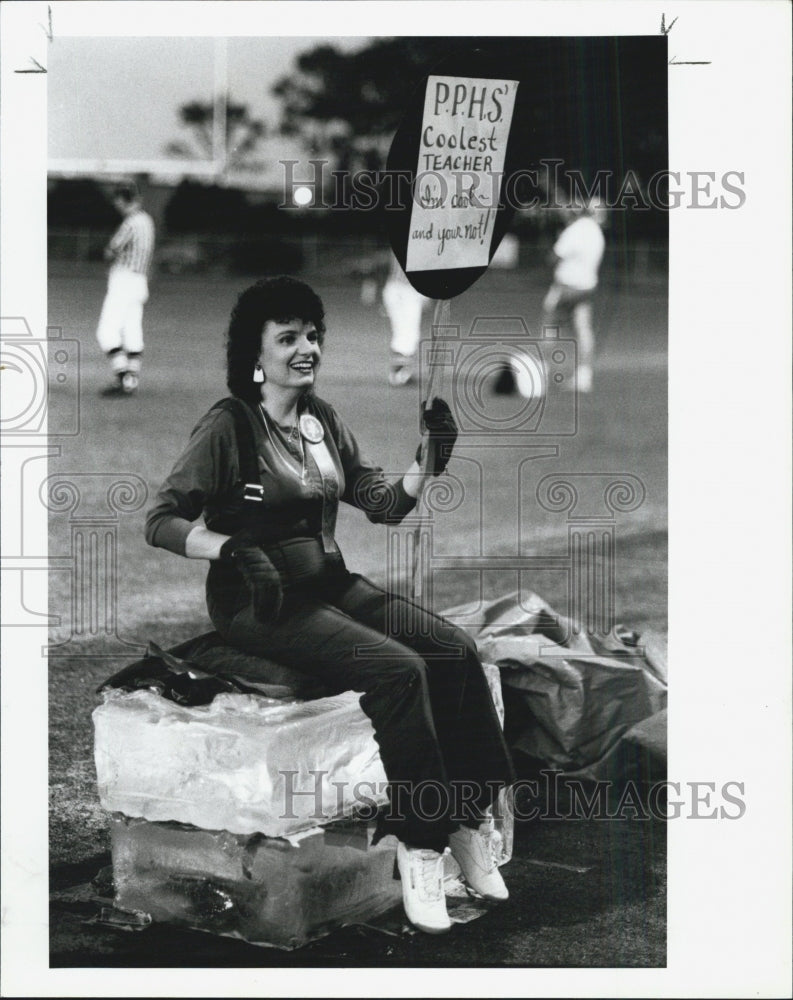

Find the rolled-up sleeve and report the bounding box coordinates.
[326,404,417,525]
[145,410,236,555]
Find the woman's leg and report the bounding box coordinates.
[329,575,515,904]
[212,592,455,851]
[329,574,516,826]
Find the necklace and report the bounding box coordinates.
[260,403,306,481]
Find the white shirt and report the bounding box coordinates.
[553,216,605,292]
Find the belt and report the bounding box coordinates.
[265,537,328,586]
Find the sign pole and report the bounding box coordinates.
[411,297,451,602]
[385,58,522,604]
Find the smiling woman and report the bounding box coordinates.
[144,274,516,935]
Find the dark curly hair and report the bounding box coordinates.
[225,276,326,405]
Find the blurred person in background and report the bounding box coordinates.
[96,182,156,396]
[145,275,515,935]
[494,197,606,398]
[382,253,430,387]
[539,196,607,394]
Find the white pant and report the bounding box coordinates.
[541,281,595,370]
[382,279,427,357]
[96,267,149,355]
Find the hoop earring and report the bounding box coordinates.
[253,364,265,384]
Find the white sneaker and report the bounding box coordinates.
[396,842,452,934]
[448,817,509,901]
[388,359,416,387]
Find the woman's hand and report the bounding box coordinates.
[415,397,459,477]
[220,532,284,623]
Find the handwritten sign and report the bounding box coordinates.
[405,75,518,273]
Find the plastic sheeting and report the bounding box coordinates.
[98,633,332,703]
[446,591,667,780]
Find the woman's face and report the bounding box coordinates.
[258,317,321,391]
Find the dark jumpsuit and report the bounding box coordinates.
[145,393,515,849]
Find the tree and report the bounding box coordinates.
[273,38,453,174]
[48,178,119,228]
[163,179,250,233]
[164,98,268,174]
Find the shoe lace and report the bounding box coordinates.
[461,822,501,873]
[415,849,446,899]
[488,827,504,868]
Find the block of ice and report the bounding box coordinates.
[94,690,391,838]
[109,810,513,949]
[110,814,404,950]
[94,663,508,841]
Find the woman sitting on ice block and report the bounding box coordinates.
[145,276,515,935]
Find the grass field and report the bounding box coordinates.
[47,258,667,966]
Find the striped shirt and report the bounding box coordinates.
[107,209,156,276]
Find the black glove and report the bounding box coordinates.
[220,532,283,624]
[415,397,458,476]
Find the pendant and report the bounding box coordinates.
[299,413,324,444]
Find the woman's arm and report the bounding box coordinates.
[183,524,230,560]
[145,407,237,557]
[322,398,456,523]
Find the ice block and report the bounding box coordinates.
[94,664,508,841]
[100,659,514,949]
[94,689,391,839]
[110,814,403,949]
